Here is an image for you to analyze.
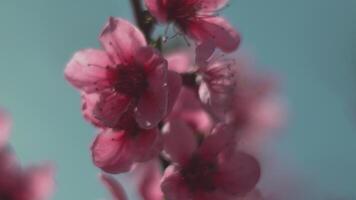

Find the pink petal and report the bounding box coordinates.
[64,49,114,93]
[169,88,213,134]
[134,61,168,129]
[91,130,134,173]
[166,70,182,114]
[81,93,104,127]
[0,109,11,148]
[195,40,216,67]
[93,91,131,128]
[135,47,166,74]
[215,151,261,196]
[161,165,192,200]
[130,128,163,162]
[100,174,128,200]
[144,0,168,22]
[162,120,197,164]
[100,17,147,64]
[133,160,163,200]
[199,0,229,11]
[166,51,193,73]
[24,164,55,200]
[198,124,235,158]
[0,147,19,182]
[188,17,240,53]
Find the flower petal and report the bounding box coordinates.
[93,91,131,129]
[144,0,168,22]
[0,147,19,183]
[166,70,182,114]
[188,17,240,53]
[100,174,128,200]
[100,17,147,64]
[195,40,216,67]
[0,109,11,148]
[215,151,261,196]
[161,165,192,200]
[24,164,55,200]
[81,93,104,127]
[135,61,168,129]
[91,130,134,174]
[135,47,166,74]
[132,160,163,200]
[168,88,213,134]
[162,120,197,164]
[166,51,193,73]
[65,49,114,93]
[131,128,163,162]
[198,124,235,158]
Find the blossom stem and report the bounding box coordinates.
[129,0,155,41]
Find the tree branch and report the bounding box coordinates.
[130,0,155,41]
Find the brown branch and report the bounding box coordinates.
[130,0,155,41]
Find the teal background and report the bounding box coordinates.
[0,0,355,199]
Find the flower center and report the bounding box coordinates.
[181,155,217,192]
[114,64,148,98]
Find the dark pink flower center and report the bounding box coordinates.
[114,64,148,98]
[181,155,217,192]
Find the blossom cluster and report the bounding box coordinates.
[65,0,283,199]
[0,109,54,200]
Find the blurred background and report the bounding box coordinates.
[0,0,355,199]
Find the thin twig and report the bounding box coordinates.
[130,0,155,41]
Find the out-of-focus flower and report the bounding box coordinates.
[132,160,163,200]
[0,109,55,200]
[20,164,55,200]
[166,51,213,134]
[0,124,54,200]
[100,173,127,200]
[167,87,213,134]
[144,0,240,53]
[197,54,236,120]
[65,17,181,130]
[161,121,260,200]
[91,118,163,173]
[167,50,237,122]
[0,109,11,148]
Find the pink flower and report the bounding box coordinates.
[0,109,11,148]
[132,160,163,200]
[197,54,236,120]
[0,148,55,200]
[21,164,55,200]
[145,0,240,53]
[65,17,181,129]
[166,50,236,123]
[161,121,261,200]
[225,59,285,140]
[100,173,128,200]
[91,118,163,173]
[168,88,213,134]
[166,51,213,134]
